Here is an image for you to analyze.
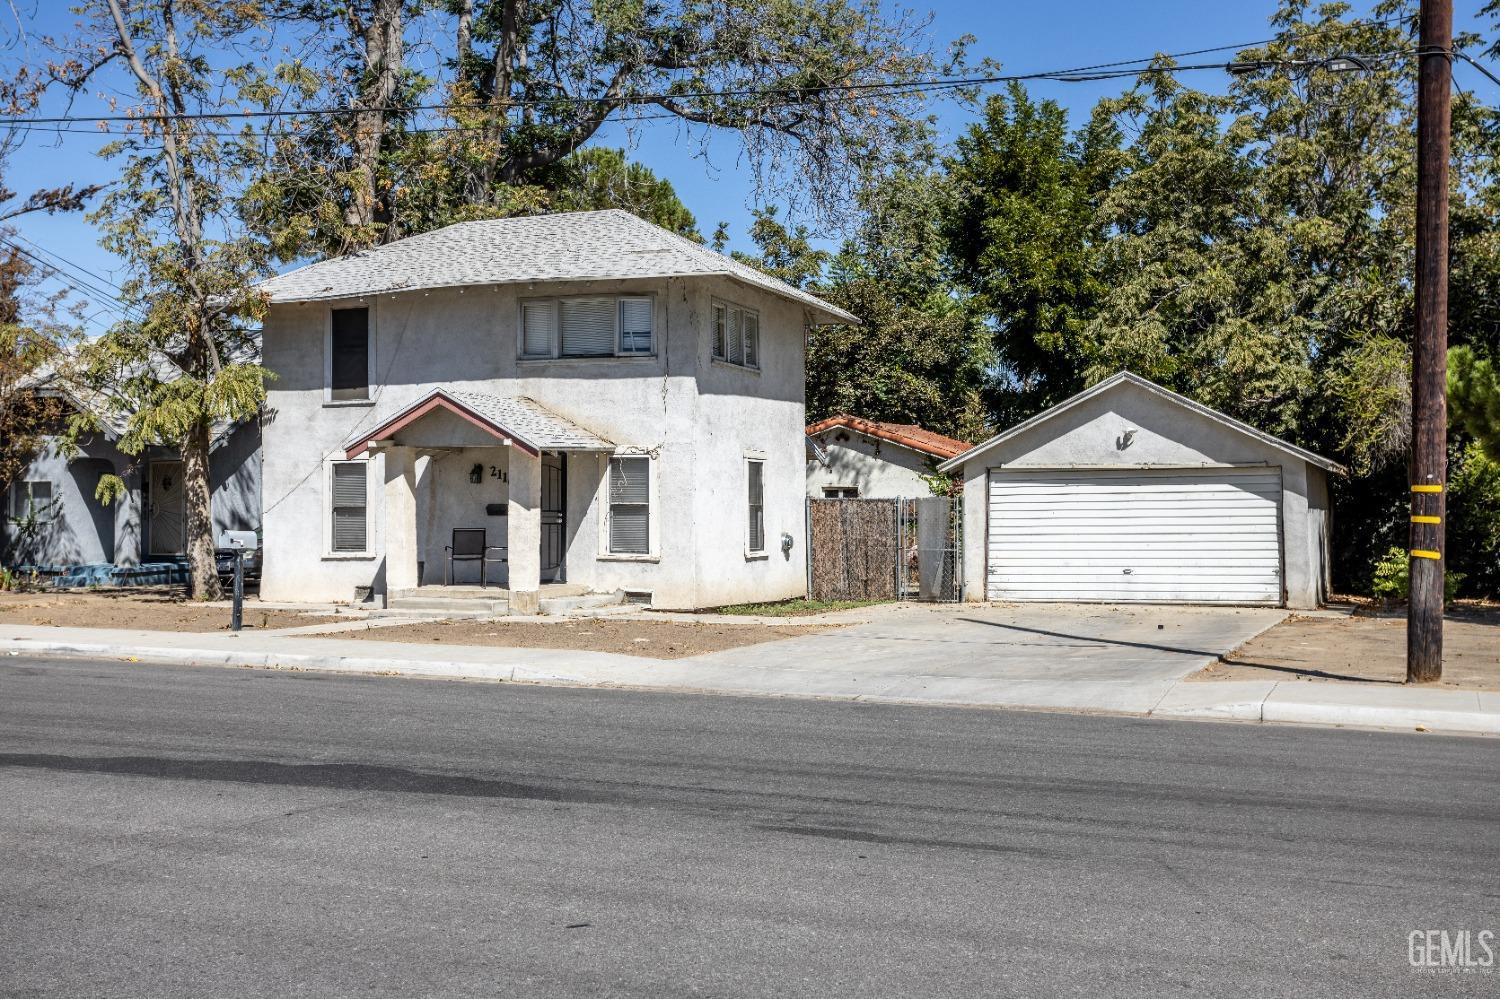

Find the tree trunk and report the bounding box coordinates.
[182,419,221,600]
[346,0,404,240]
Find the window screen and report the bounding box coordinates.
[618,297,653,354]
[608,456,650,554]
[747,460,765,553]
[742,311,759,368]
[330,308,370,401]
[712,303,727,359]
[560,298,616,357]
[331,462,368,552]
[726,307,743,366]
[521,301,556,358]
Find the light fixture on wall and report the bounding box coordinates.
[1116,428,1137,451]
[469,463,484,484]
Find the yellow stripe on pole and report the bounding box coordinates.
[1410,515,1442,524]
[1411,484,1443,493]
[1411,549,1441,560]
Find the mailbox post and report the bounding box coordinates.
[218,531,258,632]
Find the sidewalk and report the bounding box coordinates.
[2,617,1496,737]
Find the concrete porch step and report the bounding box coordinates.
[383,585,622,617]
[536,590,625,616]
[387,592,510,615]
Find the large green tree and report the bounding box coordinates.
[247,0,954,257]
[945,83,1117,424]
[53,1,276,598]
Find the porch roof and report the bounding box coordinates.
[343,388,615,459]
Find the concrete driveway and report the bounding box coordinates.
[694,603,1288,712]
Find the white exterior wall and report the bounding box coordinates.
[806,433,937,499]
[956,380,1330,609]
[258,275,808,608]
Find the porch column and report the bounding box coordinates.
[383,447,419,597]
[508,448,542,614]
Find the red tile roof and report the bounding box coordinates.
[805,415,971,460]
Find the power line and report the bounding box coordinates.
[0,13,1421,130]
[6,231,125,295]
[0,235,141,321]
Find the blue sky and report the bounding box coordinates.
[4,1,1496,332]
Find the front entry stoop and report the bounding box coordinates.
[381,584,623,617]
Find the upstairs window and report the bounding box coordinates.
[560,297,616,357]
[520,295,655,359]
[712,300,760,370]
[521,301,557,359]
[329,307,370,402]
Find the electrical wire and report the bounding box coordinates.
[0,12,1422,130]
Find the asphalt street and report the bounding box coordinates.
[2,655,1497,998]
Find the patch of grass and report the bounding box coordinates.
[711,598,890,617]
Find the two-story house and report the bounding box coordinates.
[256,210,854,612]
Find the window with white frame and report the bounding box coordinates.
[822,486,859,499]
[607,456,650,555]
[7,480,53,521]
[330,462,368,553]
[746,459,766,554]
[712,300,760,369]
[519,295,654,359]
[329,307,371,401]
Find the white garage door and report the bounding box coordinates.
[986,468,1282,605]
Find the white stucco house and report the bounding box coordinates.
[255,210,854,612]
[939,372,1344,609]
[805,415,970,499]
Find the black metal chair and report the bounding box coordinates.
[444,528,507,586]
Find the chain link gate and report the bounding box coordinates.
[806,496,962,602]
[898,495,963,602]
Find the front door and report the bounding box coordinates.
[148,460,186,556]
[540,453,566,583]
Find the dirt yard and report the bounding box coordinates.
[338,617,835,659]
[1193,606,1500,690]
[0,590,346,632]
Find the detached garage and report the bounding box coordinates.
[940,372,1345,609]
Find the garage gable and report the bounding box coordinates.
[939,372,1343,475]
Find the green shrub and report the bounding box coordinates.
[1369,545,1465,603]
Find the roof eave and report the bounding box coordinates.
[939,371,1345,475]
[263,269,862,326]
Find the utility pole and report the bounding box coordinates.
[1408,0,1451,684]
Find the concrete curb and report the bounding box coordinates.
[1150,680,1500,737]
[6,633,1496,737]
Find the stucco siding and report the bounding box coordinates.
[258,274,810,607]
[955,380,1331,608]
[2,420,260,571]
[806,435,937,499]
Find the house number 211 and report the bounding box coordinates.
[489,466,507,482]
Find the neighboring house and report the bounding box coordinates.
[2,366,261,584]
[805,415,970,499]
[940,371,1344,609]
[254,209,855,611]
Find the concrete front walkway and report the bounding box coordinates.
[3,603,1495,735]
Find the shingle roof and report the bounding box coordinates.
[260,209,857,325]
[343,388,614,459]
[806,415,972,460]
[937,371,1347,474]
